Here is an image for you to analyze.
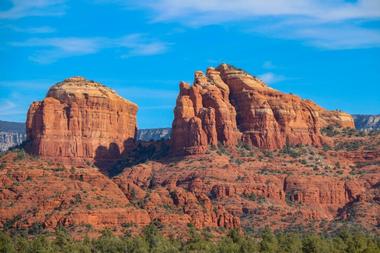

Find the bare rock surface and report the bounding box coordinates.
[26,77,138,167]
[172,64,355,154]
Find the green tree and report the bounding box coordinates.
[277,233,302,253]
[0,231,16,253]
[302,234,330,253]
[92,229,126,253]
[259,228,278,253]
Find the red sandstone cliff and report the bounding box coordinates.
[26,77,138,167]
[172,64,355,154]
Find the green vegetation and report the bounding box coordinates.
[281,145,302,158]
[13,149,26,162]
[1,224,379,253]
[335,141,362,151]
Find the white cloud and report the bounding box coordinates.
[0,94,28,118]
[11,34,169,63]
[0,0,66,19]
[258,72,285,84]
[292,25,380,49]
[0,100,17,112]
[121,0,380,49]
[126,0,380,23]
[252,18,380,50]
[4,25,56,33]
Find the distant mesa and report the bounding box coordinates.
[171,64,355,155]
[353,114,380,132]
[0,120,26,152]
[25,77,138,168]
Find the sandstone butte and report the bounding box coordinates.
[171,64,355,155]
[25,77,138,167]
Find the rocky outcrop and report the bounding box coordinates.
[171,64,355,154]
[171,68,242,155]
[25,77,138,167]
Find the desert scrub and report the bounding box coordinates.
[13,149,26,161]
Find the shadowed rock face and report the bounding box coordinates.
[26,77,138,167]
[172,64,355,154]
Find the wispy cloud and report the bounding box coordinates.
[0,100,17,113]
[127,0,380,24]
[258,72,285,85]
[292,25,380,49]
[122,0,380,49]
[252,18,380,50]
[4,25,56,34]
[0,94,29,118]
[10,34,169,63]
[0,0,66,19]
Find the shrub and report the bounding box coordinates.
[13,149,26,161]
[281,145,300,158]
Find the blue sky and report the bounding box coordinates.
[0,0,379,128]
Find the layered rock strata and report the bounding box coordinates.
[172,64,355,154]
[26,77,138,167]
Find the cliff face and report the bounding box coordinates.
[26,77,138,167]
[171,68,242,154]
[172,64,355,154]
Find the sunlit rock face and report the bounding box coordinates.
[26,77,138,167]
[171,64,355,154]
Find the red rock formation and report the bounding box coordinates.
[172,64,355,154]
[1,129,379,236]
[171,68,241,155]
[26,77,138,167]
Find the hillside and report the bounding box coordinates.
[0,127,379,238]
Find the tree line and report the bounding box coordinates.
[1,223,379,253]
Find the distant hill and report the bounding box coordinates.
[0,120,26,152]
[352,114,380,131]
[136,128,171,141]
[0,120,25,133]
